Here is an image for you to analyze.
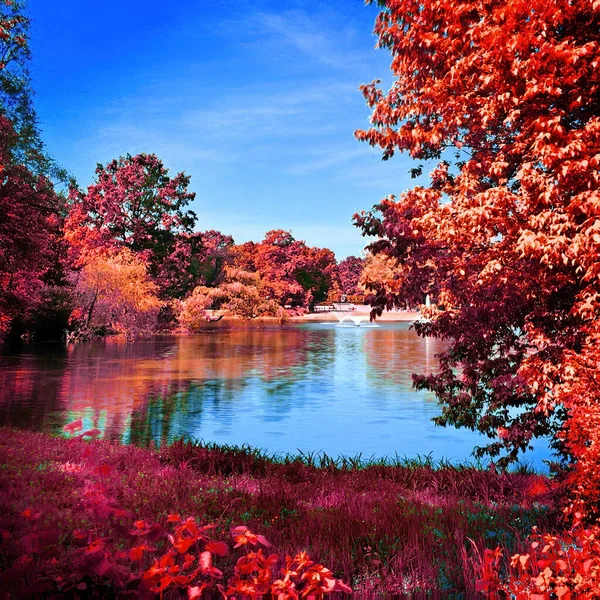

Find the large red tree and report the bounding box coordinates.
[237,230,337,308]
[66,154,206,299]
[0,116,62,337]
[355,0,600,466]
[66,154,196,258]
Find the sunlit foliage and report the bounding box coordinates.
[233,230,338,309]
[356,0,600,595]
[178,266,286,328]
[355,0,600,466]
[69,247,161,340]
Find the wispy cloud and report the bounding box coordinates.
[37,0,402,258]
[179,81,358,139]
[286,146,372,175]
[246,11,368,72]
[333,159,413,192]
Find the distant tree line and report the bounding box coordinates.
[0,3,369,342]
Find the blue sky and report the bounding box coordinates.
[28,0,420,259]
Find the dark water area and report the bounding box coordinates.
[0,323,552,467]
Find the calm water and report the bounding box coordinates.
[0,323,551,466]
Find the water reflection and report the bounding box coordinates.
[0,324,550,465]
[363,326,443,389]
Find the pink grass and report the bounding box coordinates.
[0,428,559,596]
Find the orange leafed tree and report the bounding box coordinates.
[178,266,285,329]
[356,3,600,593]
[69,248,162,340]
[359,253,402,302]
[354,0,600,467]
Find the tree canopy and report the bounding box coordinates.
[0,115,62,337]
[338,255,365,297]
[355,0,600,466]
[233,230,338,308]
[65,153,205,300]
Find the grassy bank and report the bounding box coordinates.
[0,429,559,597]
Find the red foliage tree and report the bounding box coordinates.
[65,154,202,299]
[337,255,365,297]
[240,230,338,308]
[296,245,338,307]
[0,116,62,338]
[154,230,234,299]
[354,0,600,466]
[231,241,257,273]
[196,229,235,287]
[253,230,305,306]
[152,231,205,300]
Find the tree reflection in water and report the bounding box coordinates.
[363,326,447,390]
[0,324,506,462]
[1,328,317,444]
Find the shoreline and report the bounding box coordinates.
[295,307,420,323]
[199,306,421,327]
[0,308,419,347]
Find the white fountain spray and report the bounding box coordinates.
[333,313,373,327]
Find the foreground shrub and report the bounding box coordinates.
[475,521,600,599]
[0,426,350,597]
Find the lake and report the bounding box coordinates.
[0,322,551,466]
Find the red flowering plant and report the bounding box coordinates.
[225,527,352,599]
[0,423,352,597]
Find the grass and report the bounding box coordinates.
[0,428,560,597]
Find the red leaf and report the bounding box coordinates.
[91,554,111,577]
[188,585,207,599]
[63,417,83,433]
[199,550,212,571]
[256,534,271,548]
[172,574,192,586]
[153,575,173,593]
[129,545,144,561]
[206,541,228,557]
[159,552,176,568]
[173,537,196,554]
[335,580,353,594]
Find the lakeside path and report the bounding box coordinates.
[201,306,421,326]
[293,306,420,323]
